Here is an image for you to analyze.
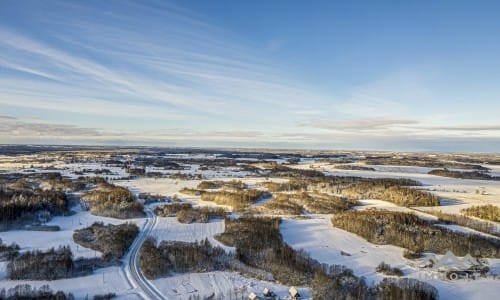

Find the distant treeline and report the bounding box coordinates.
[428,169,499,181]
[258,173,439,207]
[363,156,489,171]
[197,180,247,190]
[333,164,376,171]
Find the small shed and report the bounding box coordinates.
[289,287,301,299]
[249,292,262,300]
[263,287,276,299]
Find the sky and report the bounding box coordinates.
[1,0,500,152]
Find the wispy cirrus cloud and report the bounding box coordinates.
[305,118,419,131]
[0,0,327,124]
[426,125,500,131]
[0,114,17,120]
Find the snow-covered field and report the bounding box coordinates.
[281,215,500,300]
[152,271,310,300]
[1,153,499,299]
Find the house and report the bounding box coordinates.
[289,287,301,299]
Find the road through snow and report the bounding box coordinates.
[125,208,166,300]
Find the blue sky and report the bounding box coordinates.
[1,0,500,152]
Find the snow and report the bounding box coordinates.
[281,215,408,282]
[2,153,499,299]
[280,215,500,300]
[0,266,137,299]
[152,271,310,300]
[0,205,145,259]
[151,217,234,253]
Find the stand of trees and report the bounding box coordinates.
[257,193,304,215]
[201,190,269,211]
[0,186,68,224]
[363,156,489,171]
[7,246,74,280]
[73,222,139,261]
[334,164,376,171]
[462,205,500,222]
[0,284,75,300]
[260,175,438,207]
[197,180,247,190]
[0,238,19,261]
[139,238,227,279]
[375,262,404,276]
[331,209,500,258]
[425,209,500,237]
[82,180,144,219]
[256,192,357,215]
[154,203,226,223]
[428,169,499,180]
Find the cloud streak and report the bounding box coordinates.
[305,118,419,131]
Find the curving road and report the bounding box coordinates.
[126,208,166,300]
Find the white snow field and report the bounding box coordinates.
[281,215,500,300]
[152,271,310,300]
[0,153,499,299]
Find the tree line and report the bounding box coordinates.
[462,204,500,222]
[154,203,226,223]
[331,209,500,258]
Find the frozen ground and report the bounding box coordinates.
[150,217,234,253]
[0,266,137,299]
[1,153,499,299]
[152,271,310,300]
[0,205,145,259]
[281,215,500,300]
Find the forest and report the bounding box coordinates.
[0,182,68,225]
[200,189,269,211]
[154,203,226,223]
[256,192,357,215]
[216,216,438,299]
[7,246,74,280]
[375,262,404,276]
[428,169,499,180]
[81,179,145,218]
[333,164,375,171]
[258,173,439,207]
[0,238,19,261]
[0,284,75,300]
[363,156,489,171]
[331,209,500,258]
[425,210,499,237]
[461,204,500,222]
[197,180,247,190]
[138,238,227,279]
[73,222,139,261]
